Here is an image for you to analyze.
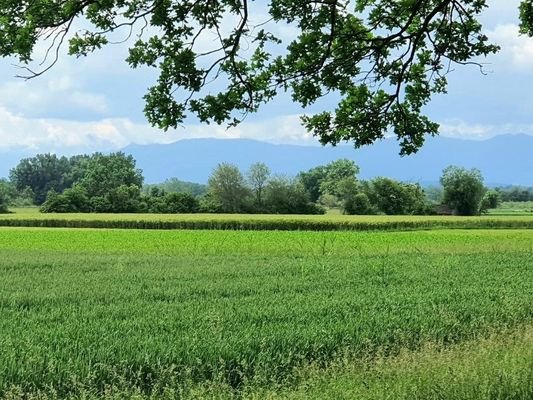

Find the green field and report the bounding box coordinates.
[3,207,533,231]
[489,201,533,216]
[0,228,532,398]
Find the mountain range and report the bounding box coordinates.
[123,134,533,186]
[1,134,532,186]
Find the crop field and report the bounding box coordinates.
[0,227,532,399]
[2,207,533,231]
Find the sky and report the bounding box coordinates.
[0,0,532,154]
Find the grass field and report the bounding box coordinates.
[0,227,532,398]
[2,207,533,231]
[489,201,533,216]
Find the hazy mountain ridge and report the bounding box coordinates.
[1,134,532,186]
[123,135,533,185]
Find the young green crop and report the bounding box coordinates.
[0,228,531,398]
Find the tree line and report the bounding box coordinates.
[0,152,516,216]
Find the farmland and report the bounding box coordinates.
[2,207,533,231]
[0,227,532,398]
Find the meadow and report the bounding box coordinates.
[0,227,532,398]
[488,201,533,216]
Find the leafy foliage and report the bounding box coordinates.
[9,154,77,204]
[520,0,533,35]
[441,166,486,216]
[496,186,533,202]
[263,176,325,215]
[299,159,359,204]
[344,192,374,215]
[207,163,251,213]
[41,186,90,213]
[0,188,8,213]
[143,178,207,198]
[298,166,327,203]
[146,191,199,214]
[38,152,145,213]
[367,178,428,215]
[319,159,360,198]
[247,162,271,208]
[479,190,501,214]
[2,0,524,153]
[78,152,143,198]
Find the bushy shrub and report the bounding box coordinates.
[163,192,199,213]
[264,177,325,215]
[147,192,200,213]
[106,185,142,213]
[41,186,90,213]
[89,196,113,213]
[199,193,223,213]
[479,190,501,214]
[344,192,374,215]
[366,178,432,215]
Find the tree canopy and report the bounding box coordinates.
[440,166,486,216]
[207,163,250,213]
[9,154,78,204]
[1,1,530,153]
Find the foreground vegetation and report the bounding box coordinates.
[0,228,531,398]
[254,328,533,400]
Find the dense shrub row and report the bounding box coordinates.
[42,186,199,214]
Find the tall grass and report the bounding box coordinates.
[1,210,533,231]
[0,228,531,398]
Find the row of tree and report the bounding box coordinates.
[0,152,508,216]
[495,187,533,202]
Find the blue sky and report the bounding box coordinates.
[0,0,532,154]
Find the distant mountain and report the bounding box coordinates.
[123,135,533,186]
[1,134,532,186]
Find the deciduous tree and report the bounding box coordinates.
[320,159,360,198]
[247,162,271,208]
[2,1,525,153]
[479,190,501,214]
[298,166,327,203]
[9,154,71,204]
[207,163,250,213]
[440,166,486,216]
[368,178,428,215]
[263,176,323,215]
[79,152,143,198]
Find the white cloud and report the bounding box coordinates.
[0,80,110,116]
[48,76,75,92]
[0,107,316,152]
[439,119,533,139]
[486,24,533,70]
[69,92,109,114]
